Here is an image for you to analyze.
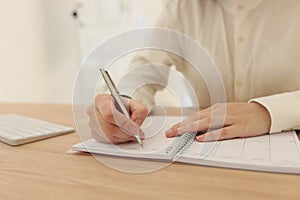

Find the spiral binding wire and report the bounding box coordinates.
[165,132,197,157]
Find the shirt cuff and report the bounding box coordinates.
[249,93,300,133]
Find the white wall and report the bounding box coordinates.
[0,0,167,105]
[0,0,79,103]
[77,0,162,60]
[76,0,165,103]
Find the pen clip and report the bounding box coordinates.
[103,69,120,94]
[100,68,130,118]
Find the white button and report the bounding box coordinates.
[237,36,245,43]
[237,4,244,11]
[236,80,243,87]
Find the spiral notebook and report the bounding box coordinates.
[72,116,300,174]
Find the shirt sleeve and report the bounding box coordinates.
[249,90,300,133]
[122,0,185,108]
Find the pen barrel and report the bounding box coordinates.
[113,97,131,118]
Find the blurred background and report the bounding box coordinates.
[0,0,162,104]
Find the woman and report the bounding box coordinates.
[88,0,300,144]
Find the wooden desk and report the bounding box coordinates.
[0,103,299,200]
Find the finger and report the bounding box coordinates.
[128,100,148,126]
[96,96,120,124]
[95,98,140,134]
[196,126,239,142]
[88,120,101,135]
[166,116,233,138]
[178,118,211,134]
[165,123,181,137]
[90,118,138,142]
[95,94,132,126]
[92,131,109,143]
[180,117,231,134]
[165,110,212,137]
[97,111,137,142]
[112,97,148,126]
[93,131,136,144]
[181,110,212,125]
[95,95,143,132]
[87,105,100,127]
[94,94,144,140]
[87,105,96,119]
[166,118,211,138]
[110,109,144,137]
[208,103,228,117]
[88,105,108,138]
[109,135,136,144]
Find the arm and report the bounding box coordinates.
[118,0,186,108]
[166,90,300,141]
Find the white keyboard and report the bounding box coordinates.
[0,114,74,146]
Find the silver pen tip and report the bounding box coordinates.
[135,135,143,147]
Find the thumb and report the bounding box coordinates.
[128,100,149,126]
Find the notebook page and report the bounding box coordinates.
[178,131,300,173]
[72,116,186,160]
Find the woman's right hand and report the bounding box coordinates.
[87,94,148,144]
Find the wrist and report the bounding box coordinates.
[250,102,271,133]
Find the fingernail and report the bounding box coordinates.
[129,126,139,134]
[165,128,174,136]
[135,119,143,126]
[196,135,205,141]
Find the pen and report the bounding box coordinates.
[100,68,143,146]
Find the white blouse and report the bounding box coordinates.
[126,0,300,133]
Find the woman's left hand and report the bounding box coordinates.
[165,102,271,142]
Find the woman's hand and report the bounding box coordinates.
[165,102,271,142]
[87,94,148,144]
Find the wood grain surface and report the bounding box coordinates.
[0,103,299,200]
